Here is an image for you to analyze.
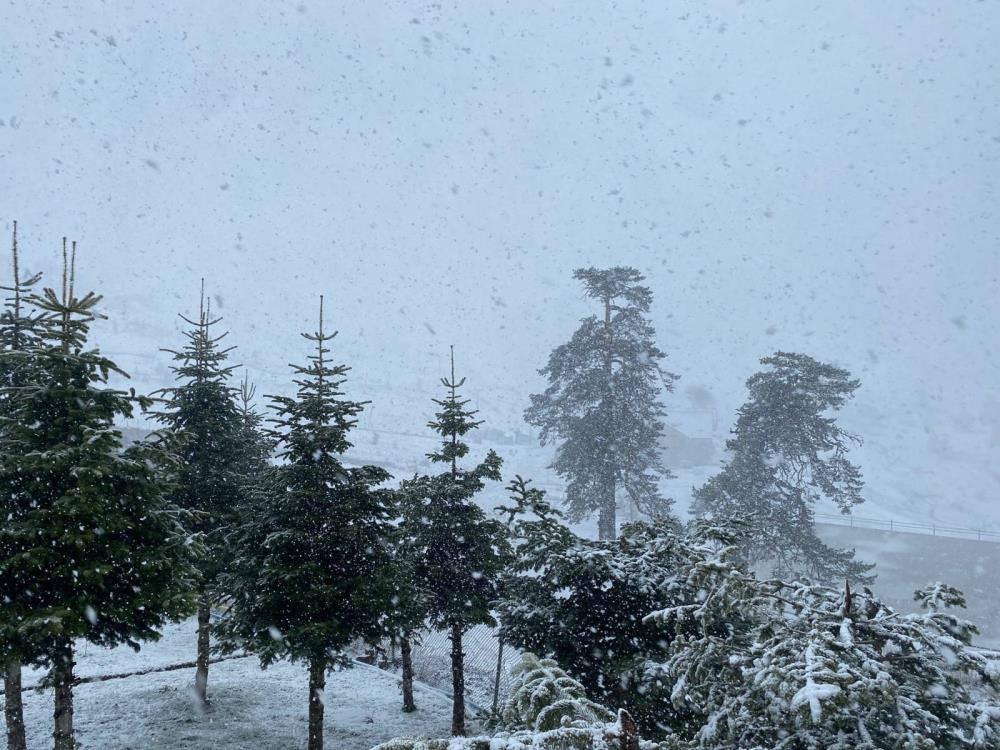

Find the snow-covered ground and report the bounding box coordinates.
[12,619,471,749]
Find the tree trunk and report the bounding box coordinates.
[598,474,616,540]
[53,646,75,750]
[491,635,504,716]
[599,295,617,542]
[400,636,416,712]
[307,659,326,750]
[194,596,211,706]
[618,709,640,750]
[4,661,26,750]
[450,622,466,736]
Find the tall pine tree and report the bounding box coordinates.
[154,283,246,706]
[0,221,44,750]
[215,297,393,750]
[525,267,677,540]
[0,240,198,749]
[693,351,873,583]
[399,347,509,735]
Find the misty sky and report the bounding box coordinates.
[3,1,998,527]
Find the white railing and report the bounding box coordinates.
[815,512,1000,543]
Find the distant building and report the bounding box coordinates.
[661,423,717,467]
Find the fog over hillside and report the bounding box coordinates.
[3,1,998,529]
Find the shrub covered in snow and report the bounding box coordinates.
[374,705,668,750]
[498,652,616,731]
[645,523,1000,749]
[374,648,671,750]
[371,712,666,750]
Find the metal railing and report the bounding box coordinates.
[815,512,1000,543]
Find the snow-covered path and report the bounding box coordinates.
[13,619,466,749]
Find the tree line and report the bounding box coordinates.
[0,226,521,749]
[4,223,988,750]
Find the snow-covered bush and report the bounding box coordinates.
[499,652,615,731]
[372,709,670,750]
[496,492,1000,748]
[374,649,673,749]
[646,524,1000,749]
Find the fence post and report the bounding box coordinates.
[492,634,505,716]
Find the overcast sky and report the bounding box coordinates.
[3,1,998,525]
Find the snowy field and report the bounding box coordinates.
[11,619,469,749]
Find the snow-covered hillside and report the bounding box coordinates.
[2,1,998,530]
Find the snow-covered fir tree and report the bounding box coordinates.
[692,351,873,583]
[0,241,199,750]
[644,521,1000,749]
[0,221,45,750]
[497,477,685,736]
[525,266,677,540]
[398,347,509,736]
[640,519,763,742]
[153,283,247,707]
[214,297,393,750]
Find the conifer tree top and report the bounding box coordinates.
[732,350,864,511]
[426,345,483,473]
[0,220,45,353]
[31,238,108,355]
[268,295,366,462]
[160,280,238,388]
[737,351,861,445]
[693,351,869,583]
[573,266,653,311]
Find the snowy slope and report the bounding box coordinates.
[13,619,469,749]
[2,1,998,529]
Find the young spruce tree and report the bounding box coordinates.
[233,370,273,481]
[0,240,198,749]
[693,351,873,583]
[154,283,246,706]
[525,267,677,540]
[0,221,45,750]
[215,298,393,750]
[496,477,685,734]
[399,347,508,735]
